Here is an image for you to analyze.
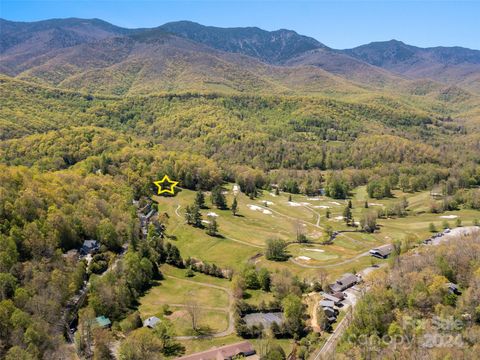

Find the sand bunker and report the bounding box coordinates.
[207,212,219,217]
[296,256,311,261]
[334,216,344,221]
[248,204,272,215]
[313,205,330,209]
[260,200,275,206]
[440,215,458,219]
[304,248,325,253]
[329,201,341,205]
[307,197,322,201]
[288,201,302,207]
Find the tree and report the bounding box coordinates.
[195,191,206,209]
[119,328,163,360]
[429,223,437,233]
[5,347,34,360]
[317,307,330,331]
[75,307,96,358]
[231,197,238,216]
[262,345,286,360]
[326,209,331,218]
[93,329,114,360]
[243,267,260,289]
[343,206,352,226]
[282,294,305,337]
[360,211,377,233]
[325,175,349,199]
[258,268,271,292]
[185,294,201,332]
[323,224,333,244]
[206,216,218,236]
[265,238,288,261]
[211,186,227,209]
[153,319,175,352]
[364,200,369,208]
[348,200,353,209]
[294,220,308,243]
[97,218,121,252]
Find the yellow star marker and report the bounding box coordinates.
[153,175,179,195]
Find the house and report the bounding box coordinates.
[95,316,111,329]
[176,341,257,360]
[332,292,345,301]
[324,307,337,322]
[369,244,394,259]
[319,300,335,309]
[446,282,461,295]
[330,273,358,293]
[143,316,161,328]
[322,293,343,305]
[80,240,99,255]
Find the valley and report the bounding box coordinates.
[1,14,480,360]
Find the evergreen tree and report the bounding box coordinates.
[231,197,238,216]
[364,200,369,208]
[348,200,353,209]
[206,216,218,236]
[343,206,352,225]
[195,191,206,209]
[192,205,202,228]
[211,186,227,209]
[184,205,194,225]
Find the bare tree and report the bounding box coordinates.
[185,292,201,331]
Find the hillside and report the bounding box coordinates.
[158,20,326,64]
[0,18,137,75]
[345,40,480,93]
[1,18,479,98]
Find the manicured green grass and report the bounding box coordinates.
[168,307,229,336]
[138,276,229,317]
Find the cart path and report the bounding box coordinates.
[164,275,235,340]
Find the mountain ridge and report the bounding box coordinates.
[1,17,479,95]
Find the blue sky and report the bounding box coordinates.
[1,1,479,49]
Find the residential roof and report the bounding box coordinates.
[332,292,345,300]
[338,273,357,286]
[176,341,256,360]
[143,316,161,328]
[330,273,358,292]
[369,244,394,258]
[319,300,335,308]
[323,293,342,304]
[243,312,284,328]
[83,240,99,248]
[95,316,111,328]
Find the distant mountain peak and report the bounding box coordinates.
[158,21,326,64]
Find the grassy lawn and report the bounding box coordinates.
[167,307,229,336]
[138,276,229,317]
[144,184,479,355]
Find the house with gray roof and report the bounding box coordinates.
[143,316,161,328]
[330,273,358,293]
[369,244,394,259]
